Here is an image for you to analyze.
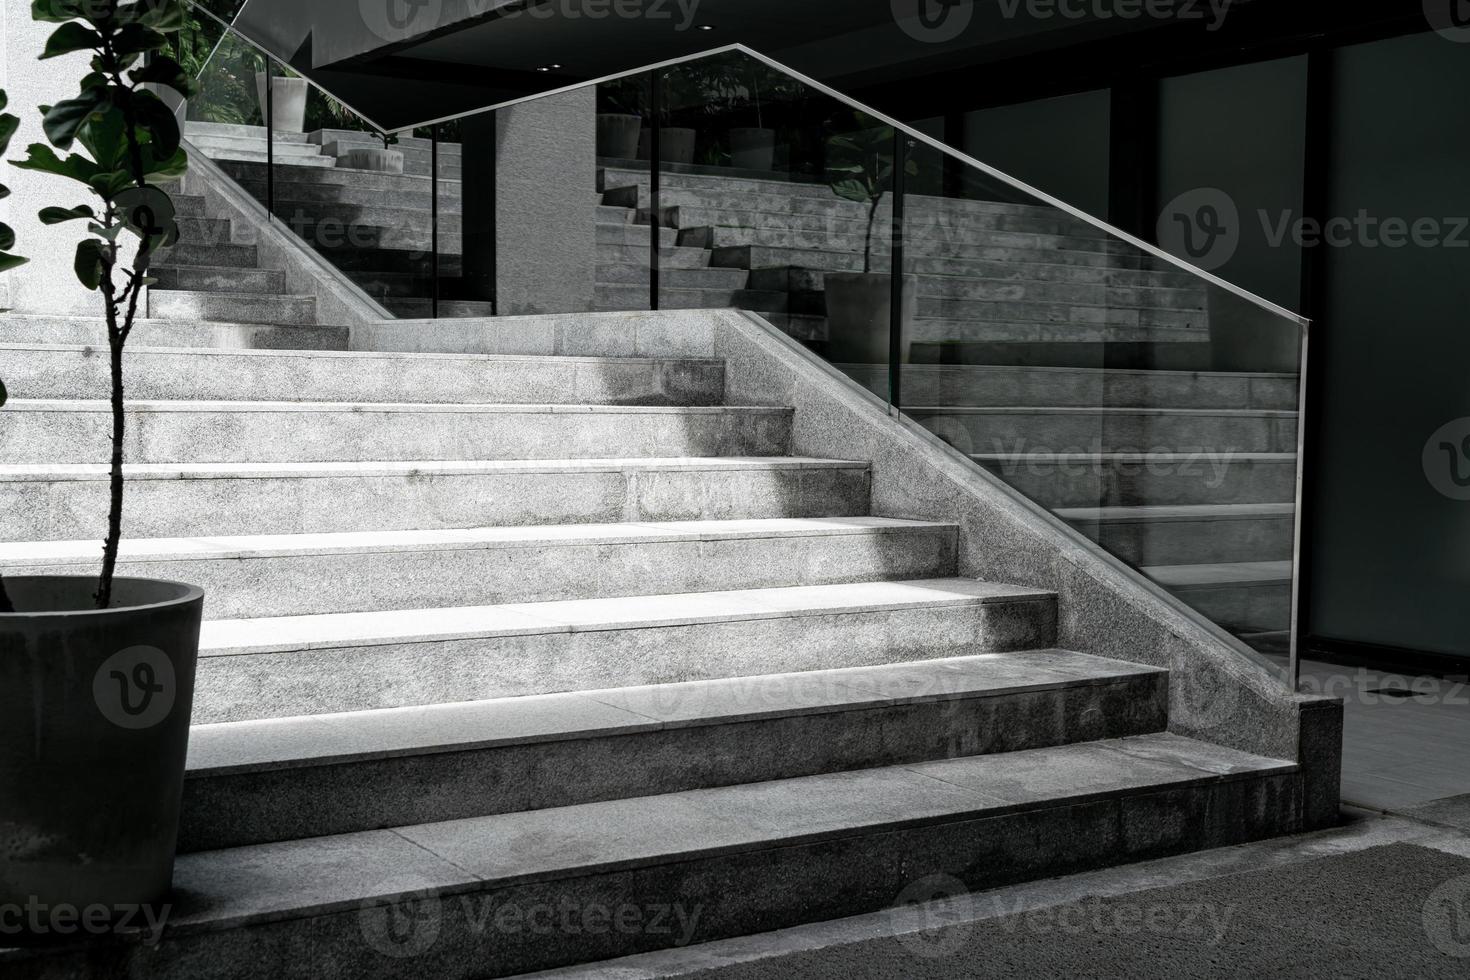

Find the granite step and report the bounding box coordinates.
[908,406,1299,455]
[0,345,726,406]
[972,451,1298,508]
[598,262,748,288]
[147,289,318,326]
[598,222,679,248]
[189,578,1059,722]
[154,240,260,268]
[0,314,347,351]
[1,517,959,620]
[151,264,288,295]
[1143,560,1294,634]
[178,650,1166,850]
[0,401,795,464]
[1057,503,1297,566]
[0,733,1297,979]
[595,284,788,313]
[0,457,872,541]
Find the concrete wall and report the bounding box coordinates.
[1,8,101,315]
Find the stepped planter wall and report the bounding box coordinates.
[0,577,203,942]
[254,73,308,133]
[337,146,405,173]
[824,272,917,363]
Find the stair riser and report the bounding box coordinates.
[1166,581,1292,634]
[598,263,748,288]
[1071,514,1296,566]
[1,407,794,464]
[699,222,1121,257]
[193,596,1059,722]
[600,244,710,269]
[154,242,259,268]
[152,266,287,294]
[659,203,1102,239]
[916,412,1299,455]
[219,164,461,198]
[179,671,1164,850]
[0,317,348,351]
[848,366,1299,410]
[2,349,725,406]
[594,285,787,313]
[148,292,318,326]
[32,772,1298,980]
[12,526,959,620]
[2,464,871,541]
[917,299,1204,331]
[909,319,1203,346]
[751,267,1204,308]
[977,458,1298,508]
[598,224,679,247]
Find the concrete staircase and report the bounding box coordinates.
[0,301,1308,974]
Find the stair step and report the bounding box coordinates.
[2,517,959,620]
[912,317,1204,345]
[971,451,1298,508]
[179,650,1166,850]
[220,161,455,196]
[846,363,1298,410]
[171,193,208,218]
[598,262,748,288]
[23,732,1296,978]
[0,457,872,541]
[173,215,235,246]
[147,289,318,326]
[600,243,712,269]
[1143,560,1294,633]
[595,283,788,313]
[194,147,337,168]
[0,344,726,406]
[190,578,1058,722]
[915,297,1205,331]
[909,406,1299,455]
[598,222,679,247]
[151,264,287,295]
[0,314,347,351]
[0,401,795,464]
[185,122,312,143]
[155,240,259,268]
[1057,503,1296,565]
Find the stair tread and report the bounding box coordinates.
[1055,503,1297,521]
[0,456,863,481]
[909,405,1298,418]
[162,732,1291,933]
[186,649,1163,774]
[1142,560,1294,587]
[5,399,789,416]
[149,289,316,301]
[0,342,721,367]
[1,516,950,565]
[971,451,1297,461]
[197,578,1054,655]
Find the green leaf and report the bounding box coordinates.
[0,223,13,250]
[31,0,87,24]
[141,145,187,181]
[0,113,19,156]
[0,376,6,407]
[42,89,110,150]
[10,143,102,187]
[130,55,192,98]
[132,90,181,156]
[39,204,96,224]
[134,0,187,32]
[112,24,168,59]
[41,22,104,60]
[0,254,26,274]
[76,103,127,170]
[117,184,177,249]
[74,238,106,291]
[830,179,873,204]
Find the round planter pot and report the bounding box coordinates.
[730,127,776,171]
[823,272,918,364]
[0,577,204,945]
[338,147,406,173]
[597,113,642,160]
[637,126,697,165]
[254,73,309,133]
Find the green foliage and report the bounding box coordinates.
[825,116,919,272]
[0,91,26,276]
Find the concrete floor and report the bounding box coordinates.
[519,806,1470,979]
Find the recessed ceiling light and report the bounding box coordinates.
[536,63,563,72]
[696,24,715,30]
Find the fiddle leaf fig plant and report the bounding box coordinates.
[9,0,193,609]
[0,90,31,616]
[826,119,917,273]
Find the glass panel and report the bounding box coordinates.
[592,71,654,314]
[902,138,1305,657]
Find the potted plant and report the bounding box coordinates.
[597,76,644,160]
[252,54,308,134]
[2,0,203,944]
[823,120,919,364]
[637,72,697,166]
[339,129,405,173]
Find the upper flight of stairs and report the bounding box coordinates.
[0,305,1307,972]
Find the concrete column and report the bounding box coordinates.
[493,88,597,316]
[1,7,101,315]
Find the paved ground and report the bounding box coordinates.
[521,807,1470,979]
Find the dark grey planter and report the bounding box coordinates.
[823,272,918,364]
[0,577,204,945]
[338,147,405,173]
[638,126,696,165]
[597,113,642,159]
[730,127,776,171]
[254,73,309,133]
